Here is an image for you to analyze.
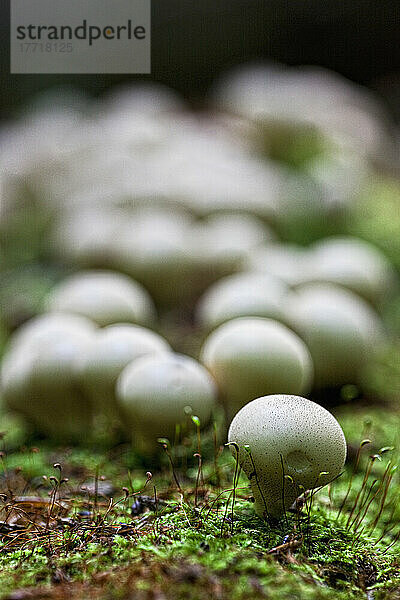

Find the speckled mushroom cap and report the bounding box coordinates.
[228,394,347,519]
[195,272,289,331]
[45,270,156,327]
[79,323,171,416]
[116,353,217,451]
[283,283,384,388]
[200,317,313,420]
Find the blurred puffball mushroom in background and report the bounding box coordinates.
[7,313,98,355]
[116,353,218,452]
[45,270,156,327]
[1,313,97,440]
[283,284,384,389]
[200,317,313,421]
[243,243,315,287]
[50,207,126,268]
[109,208,196,305]
[243,236,398,308]
[309,236,398,307]
[228,394,347,519]
[78,324,171,419]
[192,213,276,286]
[210,63,393,165]
[98,82,186,118]
[195,272,289,330]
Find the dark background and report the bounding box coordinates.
[1,0,400,119]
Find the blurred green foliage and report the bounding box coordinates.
[348,178,400,270]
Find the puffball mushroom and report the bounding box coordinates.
[78,324,171,418]
[1,313,96,439]
[190,213,277,295]
[196,272,289,330]
[45,270,156,327]
[194,213,276,272]
[172,150,282,222]
[284,283,384,388]
[211,63,388,162]
[8,312,97,352]
[110,208,196,305]
[116,353,217,452]
[101,82,185,117]
[310,236,397,306]
[200,317,313,420]
[51,207,124,267]
[243,243,314,287]
[228,394,347,519]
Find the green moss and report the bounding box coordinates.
[333,403,400,450]
[0,436,399,600]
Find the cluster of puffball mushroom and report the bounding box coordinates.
[1,260,389,436]
[0,271,218,447]
[0,64,398,519]
[0,273,349,518]
[1,66,397,311]
[0,265,382,520]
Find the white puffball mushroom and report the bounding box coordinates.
[78,324,171,418]
[196,272,289,330]
[110,209,196,305]
[284,283,384,388]
[1,343,35,413]
[243,237,397,306]
[9,312,97,352]
[211,63,389,161]
[116,353,217,452]
[1,314,96,439]
[194,213,275,267]
[191,213,277,292]
[200,317,313,420]
[228,394,347,519]
[51,207,125,267]
[244,243,314,287]
[45,270,156,327]
[101,82,185,118]
[172,151,282,221]
[310,236,397,306]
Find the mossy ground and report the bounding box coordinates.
[0,395,400,600]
